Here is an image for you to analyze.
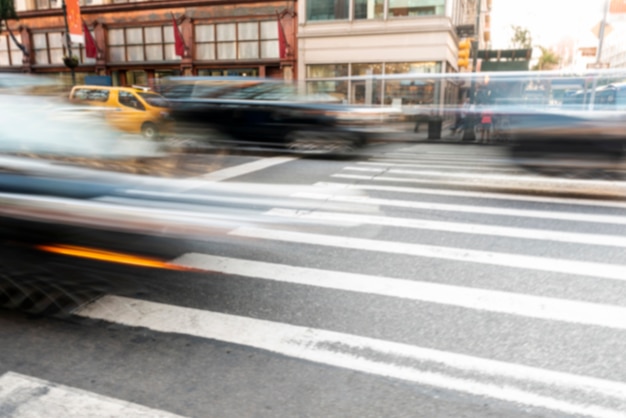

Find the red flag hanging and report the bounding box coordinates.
[83,22,97,58]
[276,12,287,59]
[172,15,185,57]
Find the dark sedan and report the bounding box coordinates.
[159,77,387,153]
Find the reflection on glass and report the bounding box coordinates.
[307,64,349,78]
[388,0,445,17]
[383,80,434,106]
[307,0,349,21]
[354,0,384,19]
[307,80,348,102]
[351,63,383,76]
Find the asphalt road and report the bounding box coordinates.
[1,142,626,418]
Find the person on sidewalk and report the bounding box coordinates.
[479,106,493,144]
[451,98,470,135]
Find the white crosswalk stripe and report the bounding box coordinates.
[74,295,626,418]
[0,372,185,418]
[12,151,626,417]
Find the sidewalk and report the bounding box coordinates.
[368,121,487,144]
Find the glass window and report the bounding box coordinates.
[307,0,349,21]
[384,61,441,74]
[196,21,278,61]
[0,36,19,67]
[260,21,278,39]
[351,63,383,76]
[196,43,215,60]
[33,32,64,65]
[354,0,384,19]
[307,80,348,102]
[260,40,278,59]
[108,29,125,46]
[351,79,382,105]
[217,42,236,60]
[383,79,435,105]
[119,91,145,110]
[107,26,179,63]
[217,24,236,42]
[195,25,214,43]
[307,64,349,78]
[238,41,258,59]
[388,0,445,17]
[238,22,258,41]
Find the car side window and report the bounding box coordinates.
[72,88,110,102]
[119,91,145,111]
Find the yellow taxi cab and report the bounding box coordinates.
[69,85,170,139]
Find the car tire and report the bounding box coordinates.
[141,122,159,140]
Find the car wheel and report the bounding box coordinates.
[141,122,159,140]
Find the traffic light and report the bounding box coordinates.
[458,38,471,69]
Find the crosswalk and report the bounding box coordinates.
[4,145,626,417]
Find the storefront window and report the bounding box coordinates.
[384,61,440,74]
[388,0,445,17]
[354,0,384,19]
[306,64,349,78]
[307,0,349,21]
[307,80,348,103]
[351,63,383,76]
[351,79,382,105]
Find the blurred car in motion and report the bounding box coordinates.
[69,85,171,140]
[159,77,402,153]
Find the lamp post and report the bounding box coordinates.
[588,0,610,110]
[463,0,482,141]
[54,0,77,86]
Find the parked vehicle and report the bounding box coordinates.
[69,85,171,139]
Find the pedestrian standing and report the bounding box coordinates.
[480,107,493,144]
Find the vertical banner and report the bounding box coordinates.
[171,14,186,57]
[276,12,287,59]
[66,0,85,45]
[83,22,97,58]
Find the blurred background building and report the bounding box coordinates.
[1,0,497,108]
[297,0,492,106]
[0,0,297,87]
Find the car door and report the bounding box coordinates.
[106,90,147,134]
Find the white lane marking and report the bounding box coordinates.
[331,173,626,198]
[229,227,626,282]
[75,295,626,418]
[368,157,513,166]
[314,181,626,209]
[173,252,626,329]
[199,156,296,181]
[267,208,626,248]
[293,191,626,225]
[345,165,626,188]
[0,372,184,418]
[356,161,522,172]
[176,157,296,190]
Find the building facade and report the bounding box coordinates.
[296,0,490,106]
[1,0,298,87]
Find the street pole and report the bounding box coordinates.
[463,0,481,141]
[61,0,76,86]
[589,0,610,110]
